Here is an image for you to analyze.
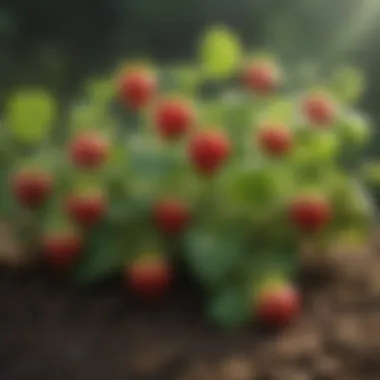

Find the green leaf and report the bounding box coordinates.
[360,162,380,186]
[175,65,201,93]
[310,131,340,160]
[73,221,133,284]
[183,228,248,289]
[6,90,57,144]
[162,64,201,95]
[86,78,115,105]
[292,129,340,168]
[219,92,254,155]
[252,247,299,283]
[258,97,297,125]
[69,104,105,132]
[199,100,225,125]
[337,112,371,147]
[221,163,295,209]
[198,25,243,79]
[208,286,252,329]
[330,178,375,227]
[329,67,366,104]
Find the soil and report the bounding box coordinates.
[1,237,380,380]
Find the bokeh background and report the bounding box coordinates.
[0,0,380,152]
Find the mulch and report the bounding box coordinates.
[1,237,380,380]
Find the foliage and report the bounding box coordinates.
[0,26,376,329]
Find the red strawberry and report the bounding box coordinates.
[153,199,191,235]
[118,68,157,110]
[188,130,231,175]
[257,123,293,156]
[66,190,107,227]
[127,256,172,300]
[154,98,195,140]
[302,94,337,126]
[257,284,301,327]
[70,132,109,169]
[12,169,53,208]
[42,230,82,269]
[242,61,281,95]
[290,195,332,232]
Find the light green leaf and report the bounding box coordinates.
[198,25,243,79]
[310,131,340,160]
[86,78,115,105]
[6,90,57,143]
[258,97,297,126]
[221,163,295,209]
[330,67,366,104]
[337,112,371,147]
[292,129,340,166]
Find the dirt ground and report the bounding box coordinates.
[1,237,380,380]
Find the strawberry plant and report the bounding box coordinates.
[0,25,376,329]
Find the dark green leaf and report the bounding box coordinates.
[73,220,135,285]
[208,286,252,329]
[183,227,248,290]
[252,247,299,283]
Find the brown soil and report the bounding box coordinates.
[1,237,380,380]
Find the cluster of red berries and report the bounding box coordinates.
[118,66,232,177]
[240,62,335,235]
[9,141,192,299]
[6,58,340,328]
[11,132,111,270]
[115,63,327,322]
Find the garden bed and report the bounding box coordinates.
[0,236,380,380]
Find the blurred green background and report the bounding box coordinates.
[0,0,379,152]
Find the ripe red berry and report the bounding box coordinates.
[70,132,109,169]
[302,94,337,127]
[257,123,293,156]
[154,98,195,140]
[242,61,281,95]
[66,191,107,227]
[42,230,82,269]
[118,68,157,110]
[188,130,231,175]
[127,256,172,300]
[153,199,191,235]
[257,284,301,327]
[290,195,332,232]
[12,169,53,208]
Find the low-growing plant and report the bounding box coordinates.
[0,25,375,329]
